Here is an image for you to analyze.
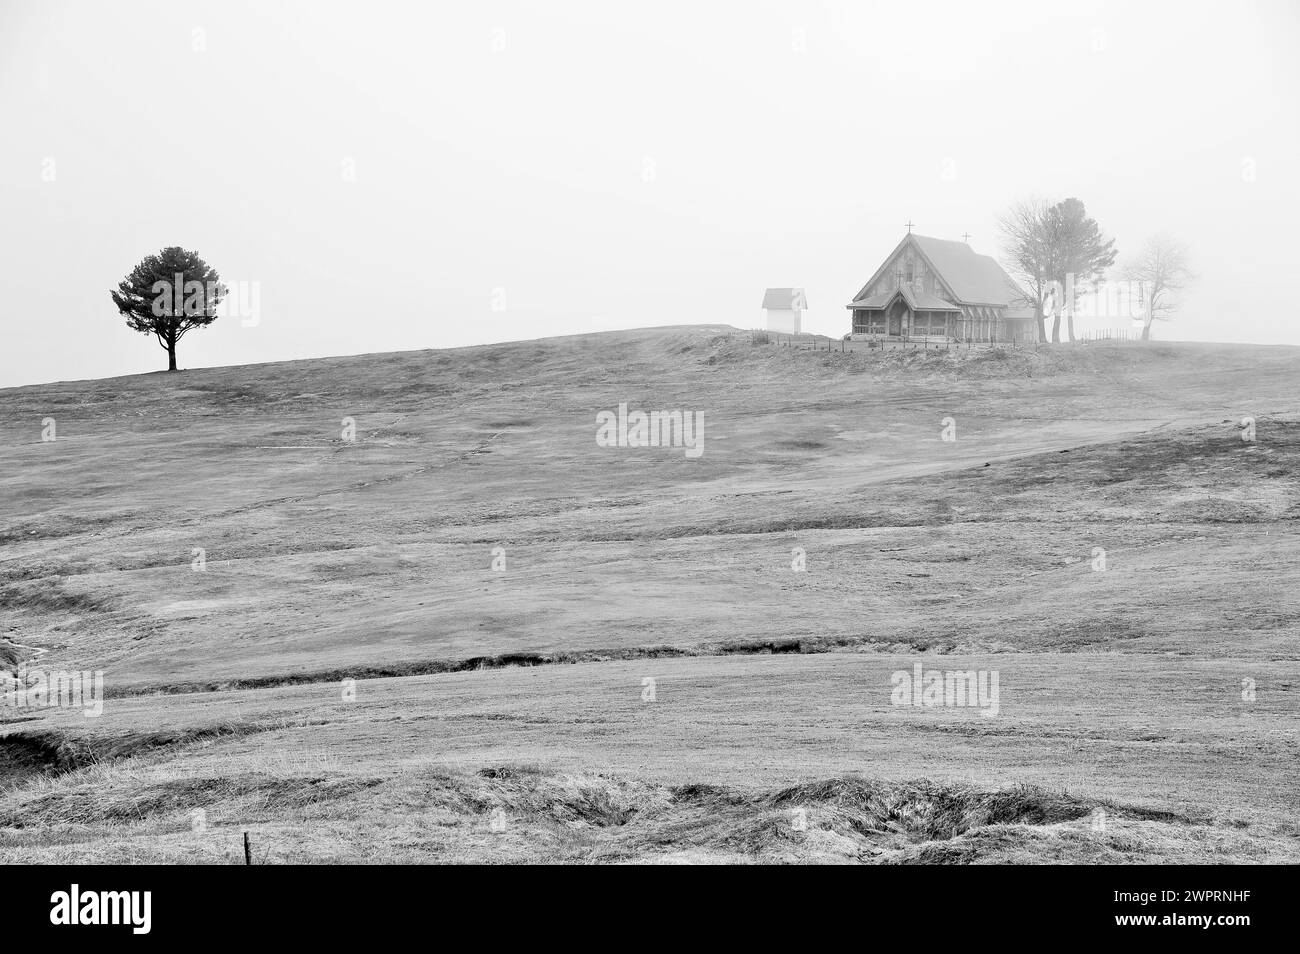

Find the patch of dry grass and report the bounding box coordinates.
[0,758,1279,865]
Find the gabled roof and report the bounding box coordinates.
[899,285,961,311]
[850,234,1030,308]
[762,288,807,310]
[911,235,1028,307]
[846,285,959,312]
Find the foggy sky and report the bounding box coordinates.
[1,0,1297,388]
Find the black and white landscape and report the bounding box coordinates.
[1,0,1297,873]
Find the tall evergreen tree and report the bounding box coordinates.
[1000,198,1117,343]
[1046,198,1118,342]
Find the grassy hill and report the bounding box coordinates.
[1,327,1297,862]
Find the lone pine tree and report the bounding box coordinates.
[110,247,226,371]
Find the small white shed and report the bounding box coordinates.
[762,288,806,334]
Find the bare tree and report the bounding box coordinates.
[1124,235,1193,341]
[997,198,1052,343]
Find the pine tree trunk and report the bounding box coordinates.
[1067,313,1075,342]
[167,339,177,371]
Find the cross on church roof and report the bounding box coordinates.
[905,220,915,234]
[962,232,972,243]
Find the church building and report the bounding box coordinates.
[845,232,1038,342]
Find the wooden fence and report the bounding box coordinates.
[753,329,1145,352]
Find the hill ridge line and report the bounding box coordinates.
[96,637,1213,699]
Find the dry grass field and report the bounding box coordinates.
[1,327,1297,863]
